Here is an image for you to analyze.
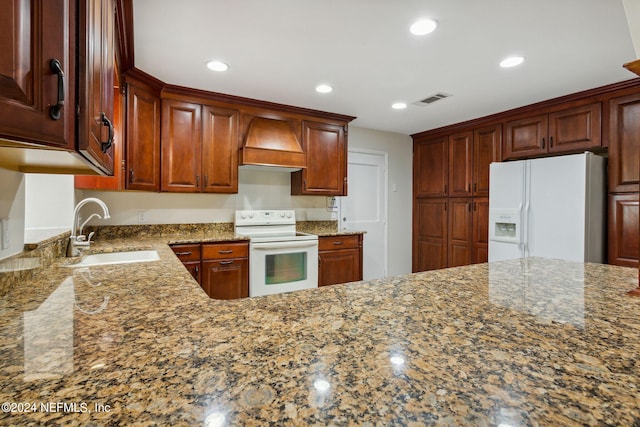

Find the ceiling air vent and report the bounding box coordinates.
[416,92,451,105]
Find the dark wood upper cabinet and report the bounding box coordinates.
[0,0,76,149]
[504,113,549,159]
[473,125,502,197]
[547,103,601,153]
[291,121,347,196]
[504,103,601,160]
[201,105,239,193]
[77,0,116,174]
[161,96,239,193]
[414,137,448,198]
[161,99,202,192]
[125,74,161,191]
[608,92,640,193]
[448,131,473,197]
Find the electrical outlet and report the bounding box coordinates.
[326,196,338,212]
[1,218,9,249]
[137,211,146,223]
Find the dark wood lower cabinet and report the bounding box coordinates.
[318,235,363,286]
[414,197,488,272]
[201,258,248,299]
[171,242,249,299]
[608,194,639,268]
[472,198,489,264]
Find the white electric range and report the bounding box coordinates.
[235,210,318,297]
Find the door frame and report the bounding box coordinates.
[338,148,389,279]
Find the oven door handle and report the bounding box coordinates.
[251,241,318,250]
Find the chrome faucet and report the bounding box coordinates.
[66,198,111,257]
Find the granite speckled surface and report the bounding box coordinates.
[1,231,639,425]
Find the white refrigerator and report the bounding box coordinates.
[488,152,606,263]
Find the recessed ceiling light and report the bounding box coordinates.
[315,84,333,94]
[410,19,438,36]
[392,102,407,110]
[500,56,525,68]
[206,60,229,72]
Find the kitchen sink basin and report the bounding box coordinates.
[68,250,160,267]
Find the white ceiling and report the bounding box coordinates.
[133,0,637,136]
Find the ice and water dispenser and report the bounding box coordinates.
[489,209,521,244]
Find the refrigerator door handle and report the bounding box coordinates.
[522,201,531,258]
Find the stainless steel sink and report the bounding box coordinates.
[68,250,160,267]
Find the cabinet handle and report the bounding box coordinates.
[304,179,307,190]
[468,203,471,212]
[49,59,64,120]
[541,137,546,149]
[219,261,233,265]
[194,265,199,277]
[129,169,134,183]
[175,251,192,256]
[219,249,233,254]
[467,183,471,193]
[100,113,114,153]
[473,202,477,211]
[196,175,200,187]
[549,136,554,148]
[204,175,208,188]
[332,241,344,245]
[473,183,477,192]
[444,184,448,194]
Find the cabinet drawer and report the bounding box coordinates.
[319,235,361,251]
[202,242,249,260]
[170,244,201,262]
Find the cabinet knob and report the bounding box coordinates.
[541,137,546,149]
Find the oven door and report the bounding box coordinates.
[250,240,318,297]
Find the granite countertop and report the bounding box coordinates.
[1,231,639,425]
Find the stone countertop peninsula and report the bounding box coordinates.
[0,229,639,425]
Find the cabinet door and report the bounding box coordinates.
[449,131,473,197]
[413,198,448,272]
[0,0,75,149]
[414,137,448,198]
[161,99,201,192]
[296,121,346,195]
[548,103,601,153]
[609,93,640,193]
[183,261,201,284]
[448,199,472,267]
[473,125,502,197]
[75,87,124,190]
[201,105,239,193]
[503,114,548,160]
[77,0,115,174]
[319,248,362,286]
[472,198,489,264]
[608,194,639,267]
[126,80,161,191]
[201,258,249,299]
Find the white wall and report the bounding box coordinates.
[0,169,25,260]
[623,0,640,57]
[348,126,413,276]
[82,168,330,225]
[25,174,74,230]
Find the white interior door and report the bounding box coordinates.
[339,150,387,280]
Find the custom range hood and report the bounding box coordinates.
[239,117,306,171]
